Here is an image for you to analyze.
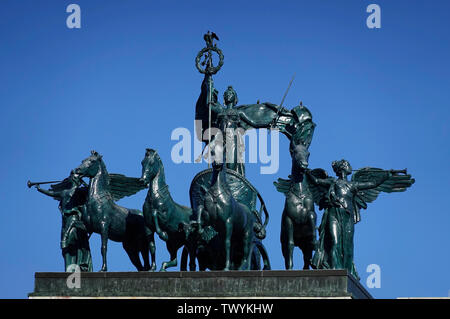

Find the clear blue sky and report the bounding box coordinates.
[0,0,448,299]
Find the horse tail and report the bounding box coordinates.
[253,221,266,240]
[256,191,269,228]
[251,191,269,240]
[253,241,271,270]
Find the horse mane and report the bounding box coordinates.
[99,157,108,172]
[147,149,164,176]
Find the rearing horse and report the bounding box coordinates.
[274,142,317,269]
[74,151,150,271]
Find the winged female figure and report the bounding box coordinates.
[33,171,93,272]
[306,159,415,279]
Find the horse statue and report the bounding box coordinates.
[140,148,195,271]
[274,142,317,269]
[74,150,150,271]
[187,164,271,271]
[189,145,269,271]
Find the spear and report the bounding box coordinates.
[271,74,295,128]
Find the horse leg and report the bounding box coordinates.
[180,246,189,271]
[141,247,151,271]
[300,238,314,270]
[100,221,109,272]
[238,230,252,270]
[281,215,295,270]
[123,241,144,271]
[256,242,271,270]
[140,228,151,271]
[147,232,157,271]
[160,242,178,271]
[301,212,317,269]
[198,251,207,271]
[186,245,197,271]
[224,217,232,271]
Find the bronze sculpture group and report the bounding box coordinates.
[29,32,415,280]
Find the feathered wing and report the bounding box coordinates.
[273,176,291,195]
[351,167,415,222]
[43,178,74,201]
[108,174,147,201]
[50,178,73,193]
[306,168,332,210]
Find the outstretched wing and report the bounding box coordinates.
[306,168,331,210]
[352,167,415,222]
[108,174,146,201]
[352,167,415,202]
[352,168,385,208]
[273,177,291,195]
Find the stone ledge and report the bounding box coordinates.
[29,270,373,299]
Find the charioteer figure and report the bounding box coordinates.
[195,32,313,176]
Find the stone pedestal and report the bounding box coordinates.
[29,269,372,299]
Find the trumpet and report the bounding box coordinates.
[27,180,61,188]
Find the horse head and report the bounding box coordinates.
[140,148,162,187]
[74,150,104,178]
[290,142,310,171]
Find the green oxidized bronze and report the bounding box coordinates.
[140,148,194,271]
[29,172,93,272]
[187,164,271,271]
[274,142,317,270]
[28,32,415,279]
[74,151,150,272]
[195,34,315,176]
[306,161,415,279]
[191,32,316,271]
[188,144,269,271]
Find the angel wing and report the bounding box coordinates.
[351,167,415,222]
[50,178,73,192]
[108,174,147,201]
[306,168,332,210]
